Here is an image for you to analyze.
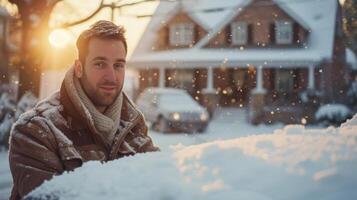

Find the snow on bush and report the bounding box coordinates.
[0,93,16,147]
[0,92,37,148]
[315,104,352,126]
[15,92,38,119]
[299,89,322,104]
[26,114,357,200]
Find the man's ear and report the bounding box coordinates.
[74,60,83,78]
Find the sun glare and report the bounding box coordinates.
[48,29,71,48]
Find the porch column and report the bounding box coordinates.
[308,65,315,89]
[202,66,217,117]
[249,65,266,124]
[159,67,165,88]
[255,65,265,92]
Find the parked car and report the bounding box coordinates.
[136,87,210,133]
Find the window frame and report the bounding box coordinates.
[231,21,248,45]
[169,23,195,46]
[275,20,293,44]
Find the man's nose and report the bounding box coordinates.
[104,67,117,82]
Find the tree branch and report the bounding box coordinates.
[56,0,159,29]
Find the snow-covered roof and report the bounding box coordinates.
[130,48,324,68]
[346,48,357,70]
[182,0,247,31]
[129,0,338,68]
[143,87,188,95]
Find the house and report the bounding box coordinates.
[128,0,355,124]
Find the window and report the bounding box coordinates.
[233,70,246,90]
[231,22,248,45]
[167,69,194,93]
[275,69,294,92]
[169,23,194,46]
[275,21,293,44]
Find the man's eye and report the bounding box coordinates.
[114,63,125,69]
[95,62,106,69]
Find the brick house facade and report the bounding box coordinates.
[129,0,353,124]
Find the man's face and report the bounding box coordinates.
[75,38,126,108]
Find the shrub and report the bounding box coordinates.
[315,104,353,126]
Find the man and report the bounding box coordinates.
[8,20,159,200]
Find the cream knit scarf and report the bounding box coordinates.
[64,66,123,148]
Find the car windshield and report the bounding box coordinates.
[158,93,196,107]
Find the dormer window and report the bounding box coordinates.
[169,23,194,46]
[275,20,293,44]
[231,21,248,45]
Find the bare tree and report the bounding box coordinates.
[9,0,62,99]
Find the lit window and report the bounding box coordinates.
[275,21,293,44]
[231,21,248,45]
[169,23,194,46]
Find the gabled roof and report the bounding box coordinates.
[180,0,246,31]
[195,0,312,49]
[130,0,338,67]
[160,3,210,32]
[131,0,245,56]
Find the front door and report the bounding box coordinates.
[215,67,256,107]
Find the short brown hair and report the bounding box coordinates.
[76,20,127,64]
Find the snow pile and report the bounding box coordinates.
[315,104,352,126]
[27,114,357,200]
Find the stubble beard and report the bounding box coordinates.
[80,75,121,108]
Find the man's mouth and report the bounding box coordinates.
[99,86,116,92]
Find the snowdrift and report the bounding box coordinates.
[26,114,357,200]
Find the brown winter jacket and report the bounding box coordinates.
[8,83,159,200]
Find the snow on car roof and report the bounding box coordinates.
[144,87,188,95]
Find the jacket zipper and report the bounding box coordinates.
[108,115,142,160]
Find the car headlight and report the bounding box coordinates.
[200,112,209,121]
[170,112,180,121]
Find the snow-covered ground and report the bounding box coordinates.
[19,109,357,200]
[0,151,11,200]
[150,108,284,150]
[0,108,283,200]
